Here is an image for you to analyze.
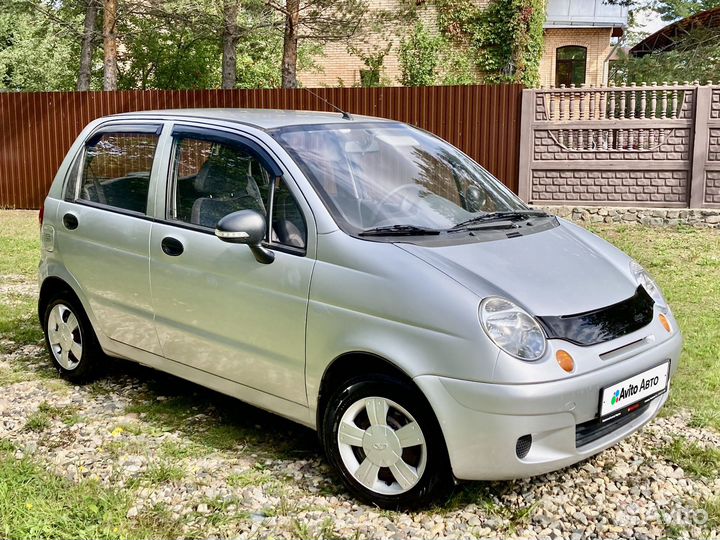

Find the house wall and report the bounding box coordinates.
[298,0,484,87]
[539,27,615,88]
[300,3,618,89]
[298,0,432,87]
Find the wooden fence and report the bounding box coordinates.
[0,85,523,209]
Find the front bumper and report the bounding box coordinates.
[414,330,682,481]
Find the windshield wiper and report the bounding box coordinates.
[359,224,441,237]
[451,210,550,230]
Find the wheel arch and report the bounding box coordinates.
[38,276,84,323]
[316,351,441,442]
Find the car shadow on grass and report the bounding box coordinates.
[96,357,540,512]
[96,356,321,461]
[14,340,542,513]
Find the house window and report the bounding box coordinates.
[555,46,587,87]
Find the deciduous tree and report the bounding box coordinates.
[652,0,720,21]
[77,0,99,90]
[610,26,720,85]
[268,0,368,88]
[102,0,118,90]
[221,0,240,88]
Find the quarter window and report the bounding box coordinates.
[271,177,307,249]
[555,46,587,87]
[78,131,159,214]
[170,135,307,250]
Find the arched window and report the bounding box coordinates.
[555,46,587,87]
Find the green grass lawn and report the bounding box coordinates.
[0,440,182,540]
[0,210,40,277]
[596,224,720,429]
[0,211,718,537]
[0,211,44,353]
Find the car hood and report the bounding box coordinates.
[396,220,637,316]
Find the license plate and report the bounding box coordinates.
[599,361,670,420]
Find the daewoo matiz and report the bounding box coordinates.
[38,109,682,508]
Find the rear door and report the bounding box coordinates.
[149,124,315,405]
[55,124,163,354]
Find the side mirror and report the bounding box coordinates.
[215,210,275,264]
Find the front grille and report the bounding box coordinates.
[537,286,654,347]
[575,402,650,448]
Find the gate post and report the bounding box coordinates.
[690,85,711,208]
[517,89,535,203]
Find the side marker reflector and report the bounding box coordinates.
[556,350,575,373]
[658,313,671,333]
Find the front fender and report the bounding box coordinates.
[305,232,499,414]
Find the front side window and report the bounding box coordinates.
[78,131,159,213]
[272,123,526,233]
[555,46,587,87]
[170,135,306,249]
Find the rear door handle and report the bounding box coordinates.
[62,213,79,230]
[161,236,184,257]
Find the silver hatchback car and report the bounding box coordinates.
[38,109,682,508]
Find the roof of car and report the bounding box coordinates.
[109,108,393,130]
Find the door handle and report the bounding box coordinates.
[161,236,184,257]
[62,213,79,230]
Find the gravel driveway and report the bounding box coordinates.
[1,277,719,539]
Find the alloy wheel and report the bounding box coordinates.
[337,396,427,495]
[47,303,83,370]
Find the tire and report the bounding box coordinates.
[322,374,453,509]
[42,292,102,383]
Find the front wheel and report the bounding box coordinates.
[322,375,452,509]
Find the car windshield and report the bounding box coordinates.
[272,122,528,233]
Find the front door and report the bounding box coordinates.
[55,124,163,355]
[149,126,314,405]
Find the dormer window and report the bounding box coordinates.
[555,46,587,87]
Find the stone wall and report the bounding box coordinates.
[709,124,720,204]
[707,90,720,206]
[707,172,720,205]
[532,170,688,205]
[519,85,720,209]
[532,205,720,227]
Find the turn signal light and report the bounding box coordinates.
[556,350,575,373]
[658,313,672,333]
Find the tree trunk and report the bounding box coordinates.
[103,0,118,91]
[77,0,98,91]
[281,0,299,88]
[221,0,239,89]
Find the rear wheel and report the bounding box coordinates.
[42,293,101,382]
[322,374,452,509]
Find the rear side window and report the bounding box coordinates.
[77,131,160,214]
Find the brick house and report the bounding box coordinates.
[298,0,628,88]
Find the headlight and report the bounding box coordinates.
[479,297,547,361]
[630,261,667,309]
